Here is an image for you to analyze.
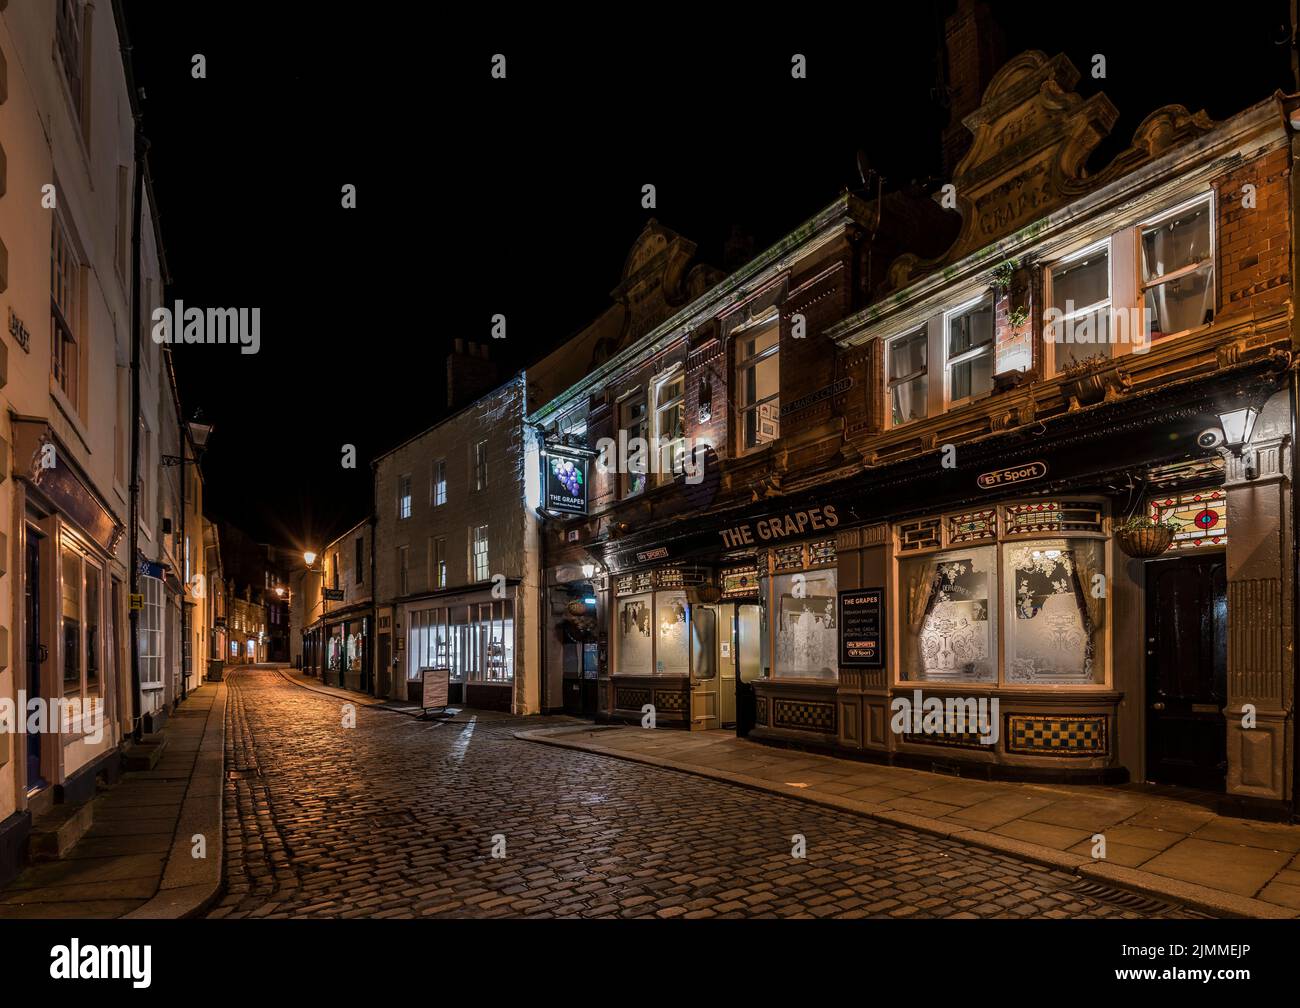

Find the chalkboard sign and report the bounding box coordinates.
[421,666,450,711]
[839,588,884,667]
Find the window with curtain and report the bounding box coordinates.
[654,590,689,674]
[1141,196,1213,341]
[901,546,997,683]
[617,592,653,674]
[1003,539,1105,684]
[620,394,648,498]
[887,326,928,426]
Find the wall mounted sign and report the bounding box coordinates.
[976,460,1047,491]
[635,546,669,564]
[322,587,345,601]
[8,308,31,353]
[839,587,884,667]
[718,504,840,549]
[780,377,853,418]
[543,450,588,515]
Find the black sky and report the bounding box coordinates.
[121,1,1294,551]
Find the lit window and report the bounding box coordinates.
[471,526,489,582]
[886,326,928,426]
[433,460,447,506]
[945,295,994,405]
[398,474,412,519]
[1048,240,1111,372]
[473,441,488,491]
[736,322,780,451]
[620,394,648,499]
[1141,195,1214,341]
[653,372,686,479]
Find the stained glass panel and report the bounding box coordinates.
[1149,490,1227,550]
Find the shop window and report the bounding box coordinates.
[139,573,164,689]
[1149,490,1228,550]
[736,321,780,452]
[655,590,689,674]
[471,525,489,582]
[1141,195,1213,341]
[887,326,928,426]
[652,371,686,481]
[619,393,648,499]
[771,569,838,680]
[85,563,101,693]
[945,294,994,405]
[411,603,513,683]
[61,545,82,695]
[1003,539,1105,684]
[1048,239,1111,372]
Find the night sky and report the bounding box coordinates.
[121,1,1294,551]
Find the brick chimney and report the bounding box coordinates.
[446,339,499,411]
[940,0,1006,178]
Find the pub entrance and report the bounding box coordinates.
[1145,552,1228,790]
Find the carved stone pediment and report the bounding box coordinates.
[885,51,1216,294]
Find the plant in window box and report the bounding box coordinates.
[1058,352,1112,407]
[1113,515,1180,558]
[990,260,1017,292]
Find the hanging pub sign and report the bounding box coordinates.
[543,448,588,515]
[976,459,1047,491]
[322,587,345,601]
[839,587,884,667]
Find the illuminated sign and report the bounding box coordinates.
[544,450,588,515]
[977,460,1047,491]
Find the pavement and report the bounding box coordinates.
[208,667,1205,918]
[0,676,227,919]
[515,723,1300,918]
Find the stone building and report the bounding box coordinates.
[300,519,372,692]
[530,48,1300,817]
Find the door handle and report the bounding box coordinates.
[1151,702,1165,711]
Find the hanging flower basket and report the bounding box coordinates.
[1114,521,1176,558]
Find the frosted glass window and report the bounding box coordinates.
[655,591,689,675]
[900,547,996,683]
[772,569,838,680]
[1004,539,1105,684]
[618,593,653,674]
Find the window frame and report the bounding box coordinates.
[433,459,447,507]
[50,213,82,409]
[473,441,488,492]
[470,525,490,583]
[617,389,649,500]
[734,317,781,454]
[651,366,686,483]
[397,474,412,520]
[885,324,930,428]
[1045,237,1113,375]
[1137,192,1216,343]
[942,292,996,409]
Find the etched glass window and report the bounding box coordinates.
[1003,539,1105,684]
[772,569,838,680]
[900,547,996,683]
[617,592,653,674]
[655,590,689,675]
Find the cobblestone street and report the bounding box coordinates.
[206,669,1205,919]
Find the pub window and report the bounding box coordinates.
[1140,194,1214,342]
[736,320,780,451]
[770,568,838,680]
[652,370,686,480]
[944,293,994,406]
[886,326,928,426]
[615,589,687,675]
[895,502,1107,687]
[51,213,82,408]
[619,393,648,499]
[1047,239,1111,373]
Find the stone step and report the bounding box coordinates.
[27,800,95,862]
[122,734,168,772]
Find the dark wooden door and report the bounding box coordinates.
[377,633,391,698]
[1145,553,1227,790]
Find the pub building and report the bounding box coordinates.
[532,49,1300,816]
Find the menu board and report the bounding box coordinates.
[839,588,884,667]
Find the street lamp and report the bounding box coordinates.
[303,551,318,568]
[1216,406,1259,455]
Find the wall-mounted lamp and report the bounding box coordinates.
[303,551,318,567]
[1217,406,1260,480]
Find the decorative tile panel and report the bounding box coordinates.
[755,696,769,727]
[1006,714,1107,756]
[773,699,836,734]
[615,686,651,709]
[947,509,996,544]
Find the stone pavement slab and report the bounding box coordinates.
[0,678,228,919]
[516,724,1300,918]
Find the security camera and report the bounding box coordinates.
[1197,428,1225,450]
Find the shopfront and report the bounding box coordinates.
[403,590,515,710]
[322,610,370,693]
